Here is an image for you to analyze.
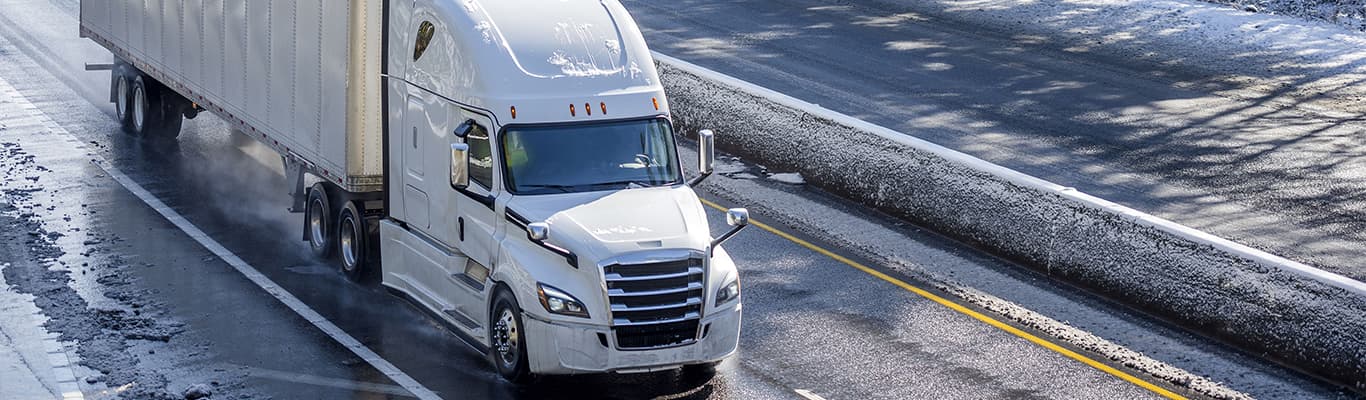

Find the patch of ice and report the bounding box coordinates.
[629,62,643,79]
[547,51,624,77]
[604,39,621,56]
[713,158,748,174]
[475,21,494,44]
[768,172,806,185]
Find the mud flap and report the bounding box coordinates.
[285,156,307,214]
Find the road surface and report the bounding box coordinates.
[625,0,1366,282]
[0,0,1356,399]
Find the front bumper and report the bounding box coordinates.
[521,304,741,375]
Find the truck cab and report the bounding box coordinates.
[378,0,746,381]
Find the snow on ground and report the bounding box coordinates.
[767,172,806,185]
[886,0,1366,116]
[1204,0,1366,32]
[661,44,1366,393]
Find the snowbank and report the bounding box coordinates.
[1205,0,1366,32]
[658,59,1366,389]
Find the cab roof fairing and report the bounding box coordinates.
[424,0,670,125]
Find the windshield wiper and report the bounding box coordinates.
[591,179,661,188]
[519,184,577,193]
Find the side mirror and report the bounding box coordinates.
[527,222,550,242]
[710,208,749,251]
[450,142,470,189]
[453,119,475,139]
[688,129,715,186]
[725,208,750,227]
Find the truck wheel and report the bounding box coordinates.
[490,289,532,383]
[306,184,335,259]
[337,201,372,282]
[129,75,183,140]
[113,71,134,132]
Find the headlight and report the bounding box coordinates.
[538,284,589,318]
[715,280,740,307]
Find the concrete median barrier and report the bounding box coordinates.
[655,53,1366,388]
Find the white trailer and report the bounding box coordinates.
[80,0,748,381]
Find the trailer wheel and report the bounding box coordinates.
[490,288,533,383]
[130,76,151,137]
[337,201,372,282]
[113,71,134,132]
[306,184,335,259]
[130,75,183,140]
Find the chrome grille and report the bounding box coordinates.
[603,257,704,349]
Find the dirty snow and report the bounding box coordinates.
[0,141,192,399]
[660,58,1366,395]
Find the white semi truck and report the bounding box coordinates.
[79,0,748,381]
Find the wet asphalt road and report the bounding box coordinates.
[0,0,1359,399]
[0,83,1158,399]
[624,0,1366,282]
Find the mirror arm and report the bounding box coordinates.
[710,224,747,250]
[506,213,579,269]
[688,171,713,187]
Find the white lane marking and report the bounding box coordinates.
[0,79,443,400]
[652,51,1366,297]
[794,389,826,400]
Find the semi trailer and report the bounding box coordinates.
[78,0,748,381]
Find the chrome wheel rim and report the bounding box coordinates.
[339,215,357,271]
[493,308,519,367]
[308,198,325,249]
[132,84,147,131]
[115,78,129,120]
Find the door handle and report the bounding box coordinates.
[458,217,465,242]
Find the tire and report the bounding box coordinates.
[129,75,183,140]
[130,76,151,137]
[337,201,373,282]
[305,184,335,259]
[490,288,533,383]
[113,70,134,132]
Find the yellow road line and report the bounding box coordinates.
[701,199,1185,400]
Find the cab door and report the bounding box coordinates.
[448,113,500,329]
[401,95,431,230]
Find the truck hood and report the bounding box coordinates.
[507,186,711,263]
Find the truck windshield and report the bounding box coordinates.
[503,119,681,195]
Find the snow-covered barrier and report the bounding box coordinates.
[655,54,1366,387]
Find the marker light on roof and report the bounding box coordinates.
[570,104,576,117]
[600,102,607,115]
[510,106,517,119]
[585,103,592,116]
[652,98,659,110]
